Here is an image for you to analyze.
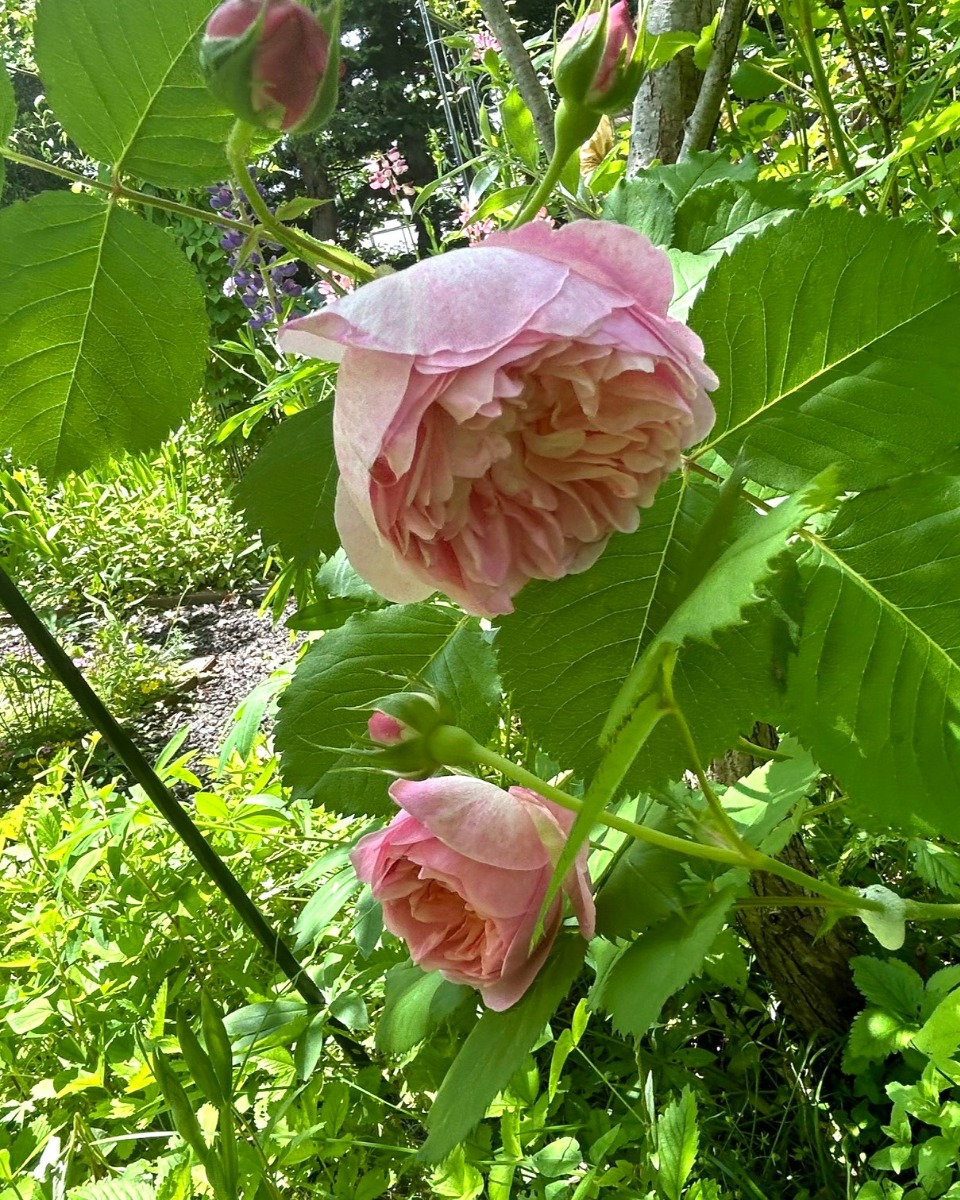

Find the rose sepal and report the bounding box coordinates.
[200,3,277,129]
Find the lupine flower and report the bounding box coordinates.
[471,29,501,59]
[206,179,305,331]
[364,142,415,198]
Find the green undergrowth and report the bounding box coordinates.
[3,730,960,1200]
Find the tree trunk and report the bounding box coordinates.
[628,0,716,170]
[714,729,859,1038]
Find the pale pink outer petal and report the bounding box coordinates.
[350,812,433,887]
[334,482,432,605]
[389,777,554,870]
[480,901,564,1011]
[509,788,596,939]
[404,838,548,918]
[282,246,571,359]
[482,220,674,316]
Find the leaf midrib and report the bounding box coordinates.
[114,16,206,176]
[691,282,958,462]
[51,202,114,476]
[809,532,960,682]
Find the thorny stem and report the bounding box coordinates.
[226,121,374,282]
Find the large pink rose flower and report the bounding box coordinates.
[280,221,717,616]
[351,777,595,1011]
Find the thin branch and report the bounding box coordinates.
[679,0,749,158]
[477,0,556,155]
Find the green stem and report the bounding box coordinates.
[903,899,960,922]
[735,735,791,762]
[459,736,883,913]
[793,0,858,181]
[0,146,250,232]
[510,100,598,227]
[661,656,749,853]
[0,564,324,1008]
[226,121,374,281]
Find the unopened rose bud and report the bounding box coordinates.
[201,0,341,134]
[553,0,642,115]
[362,692,479,778]
[367,710,412,746]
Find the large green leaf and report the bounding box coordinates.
[671,178,808,255]
[237,405,339,565]
[688,208,960,490]
[787,473,960,838]
[420,935,585,1163]
[0,192,207,478]
[540,471,834,923]
[275,603,500,816]
[0,67,16,202]
[590,871,747,1036]
[496,473,788,790]
[35,0,233,187]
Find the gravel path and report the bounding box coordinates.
[0,594,302,770]
[133,595,302,763]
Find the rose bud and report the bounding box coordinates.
[553,0,643,115]
[201,0,341,134]
[367,710,411,746]
[351,777,595,1010]
[361,691,477,779]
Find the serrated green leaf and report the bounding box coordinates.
[851,957,925,1020]
[843,1008,918,1072]
[689,208,960,490]
[911,840,960,899]
[913,988,960,1066]
[666,248,724,320]
[276,603,500,816]
[601,177,675,246]
[0,67,16,202]
[672,179,808,255]
[634,151,759,203]
[720,737,818,853]
[0,192,207,478]
[787,474,960,837]
[237,405,339,565]
[68,1170,156,1200]
[35,0,233,187]
[376,964,470,1056]
[603,468,836,744]
[590,871,747,1036]
[500,88,539,172]
[497,474,790,806]
[593,802,693,940]
[657,1087,699,1200]
[292,868,362,952]
[420,935,585,1163]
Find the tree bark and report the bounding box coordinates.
[715,728,860,1038]
[478,0,556,156]
[628,0,717,170]
[680,0,750,158]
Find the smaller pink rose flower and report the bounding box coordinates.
[351,777,595,1010]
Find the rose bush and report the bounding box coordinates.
[281,220,717,616]
[351,777,595,1010]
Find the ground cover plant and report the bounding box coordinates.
[2,0,960,1196]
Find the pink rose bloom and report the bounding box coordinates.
[351,777,595,1010]
[556,1,637,108]
[280,220,717,616]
